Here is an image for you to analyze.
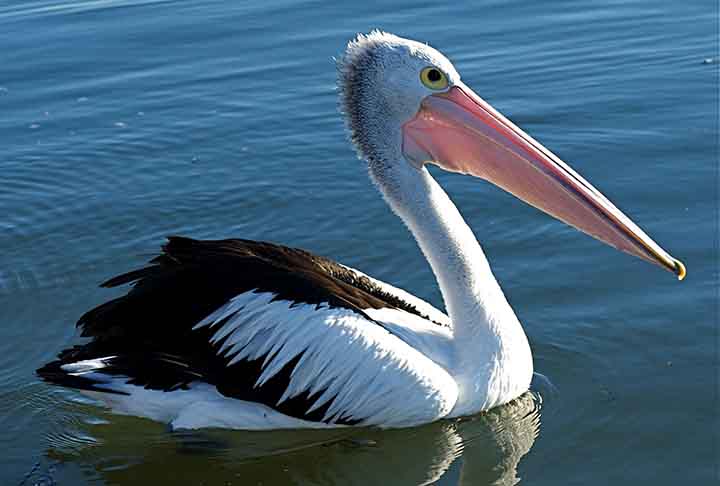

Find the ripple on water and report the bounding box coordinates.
[25,390,543,486]
[0,0,178,24]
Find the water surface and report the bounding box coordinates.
[1,0,717,484]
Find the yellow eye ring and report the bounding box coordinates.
[420,67,448,90]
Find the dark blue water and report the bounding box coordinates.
[1,1,717,484]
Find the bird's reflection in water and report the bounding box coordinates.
[44,390,541,486]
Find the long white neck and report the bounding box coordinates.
[370,160,533,413]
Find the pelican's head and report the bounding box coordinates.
[338,31,460,165]
[338,31,685,279]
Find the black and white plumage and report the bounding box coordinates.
[39,237,456,428]
[38,31,683,430]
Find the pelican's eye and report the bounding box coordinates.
[420,67,448,90]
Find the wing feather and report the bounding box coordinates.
[39,236,456,427]
[193,290,457,426]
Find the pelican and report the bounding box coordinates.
[38,31,685,430]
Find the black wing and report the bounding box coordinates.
[38,236,440,424]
